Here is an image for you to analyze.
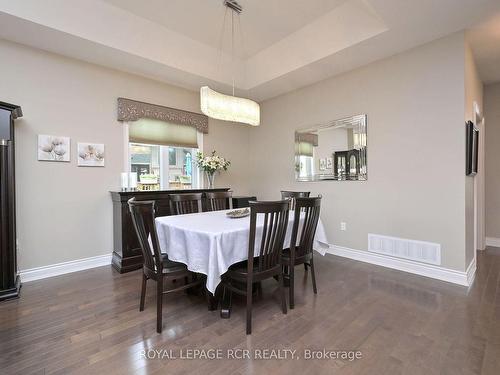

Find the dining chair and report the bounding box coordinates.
[128,198,203,333]
[280,190,311,210]
[281,191,311,271]
[169,192,203,215]
[282,196,321,309]
[206,191,233,211]
[221,200,289,334]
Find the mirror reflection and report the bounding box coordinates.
[295,114,367,181]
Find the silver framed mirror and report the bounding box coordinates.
[295,114,367,181]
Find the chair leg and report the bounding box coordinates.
[140,274,147,311]
[246,282,253,335]
[310,258,318,294]
[289,265,295,309]
[220,285,232,319]
[257,281,263,299]
[278,272,287,315]
[156,277,163,333]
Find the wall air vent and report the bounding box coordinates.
[368,234,441,266]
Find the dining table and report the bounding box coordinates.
[155,208,329,314]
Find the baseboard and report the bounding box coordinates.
[19,254,112,283]
[486,237,500,248]
[18,247,477,287]
[465,257,476,287]
[327,245,473,287]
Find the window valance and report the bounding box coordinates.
[117,97,208,134]
[296,132,318,146]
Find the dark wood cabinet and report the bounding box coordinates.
[232,196,257,208]
[0,101,22,302]
[110,188,230,273]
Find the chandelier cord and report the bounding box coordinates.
[231,9,235,97]
[217,7,229,84]
[236,12,247,95]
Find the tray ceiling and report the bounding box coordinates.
[0,0,500,100]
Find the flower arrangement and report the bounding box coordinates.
[195,150,230,173]
[195,150,230,188]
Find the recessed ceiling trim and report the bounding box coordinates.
[1,0,499,100]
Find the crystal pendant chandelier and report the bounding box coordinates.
[200,0,260,126]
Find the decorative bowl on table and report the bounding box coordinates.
[226,208,250,219]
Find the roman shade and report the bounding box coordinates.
[295,132,318,157]
[129,118,198,148]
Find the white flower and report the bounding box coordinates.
[196,150,231,173]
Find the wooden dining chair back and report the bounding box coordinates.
[206,191,233,211]
[291,196,322,259]
[222,200,289,334]
[128,198,202,333]
[128,198,162,277]
[283,196,322,309]
[251,200,290,275]
[169,193,203,215]
[280,190,310,210]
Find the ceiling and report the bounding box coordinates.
[1,0,500,101]
[467,13,500,84]
[103,0,348,58]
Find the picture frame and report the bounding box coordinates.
[38,135,70,162]
[466,121,479,176]
[326,157,333,170]
[319,158,326,171]
[78,142,105,167]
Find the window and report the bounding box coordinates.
[129,143,199,191]
[298,155,314,178]
[126,118,202,191]
[130,143,159,178]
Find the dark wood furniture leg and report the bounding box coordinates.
[220,286,232,319]
[156,276,163,333]
[140,274,147,311]
[279,271,287,314]
[310,258,318,294]
[207,289,219,311]
[289,263,295,309]
[246,280,253,334]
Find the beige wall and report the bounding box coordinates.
[485,82,500,239]
[464,42,484,265]
[0,32,480,274]
[248,33,468,271]
[0,39,250,270]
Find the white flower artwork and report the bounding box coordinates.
[78,143,105,167]
[326,157,333,170]
[38,135,70,162]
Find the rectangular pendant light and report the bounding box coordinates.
[200,86,260,126]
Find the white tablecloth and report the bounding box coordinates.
[155,209,329,294]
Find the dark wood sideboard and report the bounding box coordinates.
[110,188,230,273]
[232,196,257,208]
[0,102,23,301]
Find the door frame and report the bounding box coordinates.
[473,102,485,255]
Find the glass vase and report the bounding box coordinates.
[206,172,215,189]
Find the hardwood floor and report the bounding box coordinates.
[1,249,500,375]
